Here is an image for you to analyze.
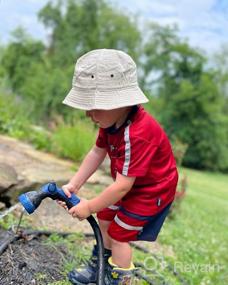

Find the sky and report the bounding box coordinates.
[0,0,227,55]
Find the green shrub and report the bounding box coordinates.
[171,136,188,167]
[27,125,52,151]
[51,121,96,161]
[0,91,30,138]
[0,91,97,161]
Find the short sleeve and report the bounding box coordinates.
[116,137,158,177]
[96,128,108,149]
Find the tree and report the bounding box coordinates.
[141,23,228,171]
[1,27,45,92]
[140,23,205,97]
[20,60,73,122]
[213,44,228,115]
[0,45,6,86]
[38,0,141,66]
[2,0,141,122]
[213,45,228,171]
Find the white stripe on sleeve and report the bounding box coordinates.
[122,125,131,176]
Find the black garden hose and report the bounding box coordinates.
[86,215,105,285]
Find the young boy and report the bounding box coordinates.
[60,49,178,285]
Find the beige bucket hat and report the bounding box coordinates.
[63,49,148,110]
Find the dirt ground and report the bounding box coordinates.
[0,229,70,285]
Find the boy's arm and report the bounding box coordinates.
[88,172,136,213]
[68,145,107,192]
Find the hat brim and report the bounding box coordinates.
[63,85,149,110]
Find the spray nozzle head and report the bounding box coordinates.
[18,191,38,214]
[47,182,57,193]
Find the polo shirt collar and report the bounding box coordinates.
[105,105,139,134]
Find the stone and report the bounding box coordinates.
[87,169,113,186]
[0,135,75,203]
[0,201,5,210]
[0,163,18,193]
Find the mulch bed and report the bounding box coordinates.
[0,229,70,285]
[0,228,188,285]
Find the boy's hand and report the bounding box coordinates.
[57,182,79,210]
[69,198,91,220]
[62,182,78,197]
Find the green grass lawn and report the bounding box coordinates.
[155,168,228,285]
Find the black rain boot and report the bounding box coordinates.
[104,257,136,285]
[68,245,111,285]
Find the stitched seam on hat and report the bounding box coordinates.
[94,50,104,107]
[73,84,138,91]
[116,50,128,84]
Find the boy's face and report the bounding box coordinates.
[86,108,129,128]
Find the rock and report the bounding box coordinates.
[0,163,18,194]
[28,195,93,234]
[0,135,75,203]
[99,156,111,174]
[87,169,113,186]
[0,202,5,210]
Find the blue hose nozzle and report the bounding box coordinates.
[18,182,80,214]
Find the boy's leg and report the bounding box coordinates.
[103,202,173,284]
[98,219,112,249]
[105,239,135,285]
[111,238,132,268]
[103,209,147,284]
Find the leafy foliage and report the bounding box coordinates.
[0,91,30,139]
[141,23,228,171]
[38,0,141,65]
[1,27,45,93]
[51,120,96,161]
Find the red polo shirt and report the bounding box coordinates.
[96,106,178,215]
